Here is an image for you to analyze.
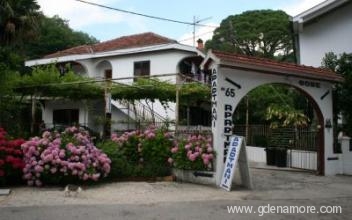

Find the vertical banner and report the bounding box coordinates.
[220,135,251,191]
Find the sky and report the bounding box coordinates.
[37,0,327,46]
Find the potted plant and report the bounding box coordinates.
[169,134,215,185]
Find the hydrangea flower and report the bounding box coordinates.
[22,127,111,186]
[168,134,214,171]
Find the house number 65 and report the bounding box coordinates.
[225,88,235,97]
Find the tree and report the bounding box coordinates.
[0,2,98,135]
[233,84,313,125]
[322,52,352,136]
[0,0,41,135]
[205,10,294,61]
[265,105,310,129]
[24,15,99,59]
[0,0,40,46]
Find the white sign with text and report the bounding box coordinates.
[220,135,251,191]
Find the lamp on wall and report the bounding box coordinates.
[325,119,332,129]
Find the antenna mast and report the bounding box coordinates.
[192,16,212,46]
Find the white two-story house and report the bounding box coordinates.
[25,32,205,133]
[292,0,352,67]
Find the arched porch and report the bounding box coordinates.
[201,50,343,185]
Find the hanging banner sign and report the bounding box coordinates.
[220,135,244,191]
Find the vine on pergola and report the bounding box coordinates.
[14,66,211,105]
[111,78,211,105]
[111,78,175,102]
[15,65,103,99]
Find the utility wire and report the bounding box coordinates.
[74,0,217,28]
[178,30,215,43]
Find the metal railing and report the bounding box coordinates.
[115,99,167,125]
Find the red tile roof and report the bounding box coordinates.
[45,45,93,58]
[211,50,343,82]
[45,32,177,58]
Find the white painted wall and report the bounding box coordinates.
[110,51,192,82]
[246,146,266,163]
[340,136,352,175]
[111,106,136,132]
[81,50,196,121]
[290,150,317,170]
[298,2,352,67]
[43,100,89,127]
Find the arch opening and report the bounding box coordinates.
[56,61,88,77]
[178,55,210,84]
[232,83,325,174]
[95,60,113,79]
[177,56,211,127]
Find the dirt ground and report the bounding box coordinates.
[1,168,351,207]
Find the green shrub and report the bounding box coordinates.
[100,126,174,178]
[97,140,134,178]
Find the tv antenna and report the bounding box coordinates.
[193,16,212,46]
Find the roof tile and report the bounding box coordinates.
[212,50,343,82]
[44,32,177,58]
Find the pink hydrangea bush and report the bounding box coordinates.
[168,134,214,171]
[22,127,111,186]
[0,128,25,185]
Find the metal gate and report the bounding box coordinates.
[234,125,318,171]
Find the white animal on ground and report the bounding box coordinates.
[64,184,82,197]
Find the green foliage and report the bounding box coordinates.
[111,78,175,102]
[234,84,312,125]
[13,69,210,106]
[322,52,352,135]
[0,97,31,138]
[0,62,30,136]
[14,64,103,99]
[0,47,25,71]
[266,104,310,129]
[140,130,173,166]
[100,127,174,178]
[111,79,210,105]
[0,62,19,95]
[180,82,211,106]
[118,134,141,164]
[96,140,134,179]
[206,10,294,61]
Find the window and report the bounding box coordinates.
[134,61,150,81]
[53,109,79,125]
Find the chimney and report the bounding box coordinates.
[197,38,204,50]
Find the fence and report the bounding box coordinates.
[233,124,318,151]
[246,146,318,171]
